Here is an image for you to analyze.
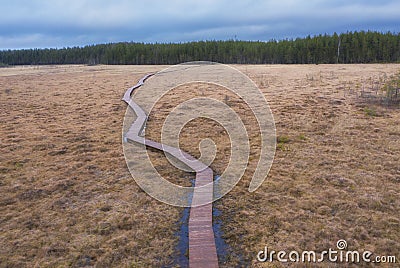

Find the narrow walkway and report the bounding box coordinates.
[122,74,219,268]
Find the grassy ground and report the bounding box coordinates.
[226,64,400,267]
[0,65,178,267]
[1,64,399,267]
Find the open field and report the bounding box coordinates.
[1,64,399,267]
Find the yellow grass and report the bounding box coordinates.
[1,64,399,267]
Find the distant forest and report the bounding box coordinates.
[1,31,399,65]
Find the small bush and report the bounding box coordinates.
[364,107,377,117]
[298,134,307,141]
[383,75,400,103]
[380,72,400,106]
[277,135,290,151]
[277,135,290,144]
[14,162,24,169]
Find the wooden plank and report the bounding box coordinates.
[123,74,219,268]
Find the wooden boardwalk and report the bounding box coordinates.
[123,74,219,268]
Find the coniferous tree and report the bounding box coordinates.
[0,31,399,65]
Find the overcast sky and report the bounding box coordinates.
[1,0,399,50]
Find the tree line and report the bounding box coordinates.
[0,31,399,65]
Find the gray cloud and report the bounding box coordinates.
[0,0,399,49]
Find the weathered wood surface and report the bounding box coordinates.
[122,74,219,267]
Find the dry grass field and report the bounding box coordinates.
[1,64,399,267]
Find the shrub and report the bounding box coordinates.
[364,107,377,117]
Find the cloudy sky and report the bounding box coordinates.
[1,0,399,49]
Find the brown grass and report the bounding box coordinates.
[0,65,178,267]
[1,64,399,267]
